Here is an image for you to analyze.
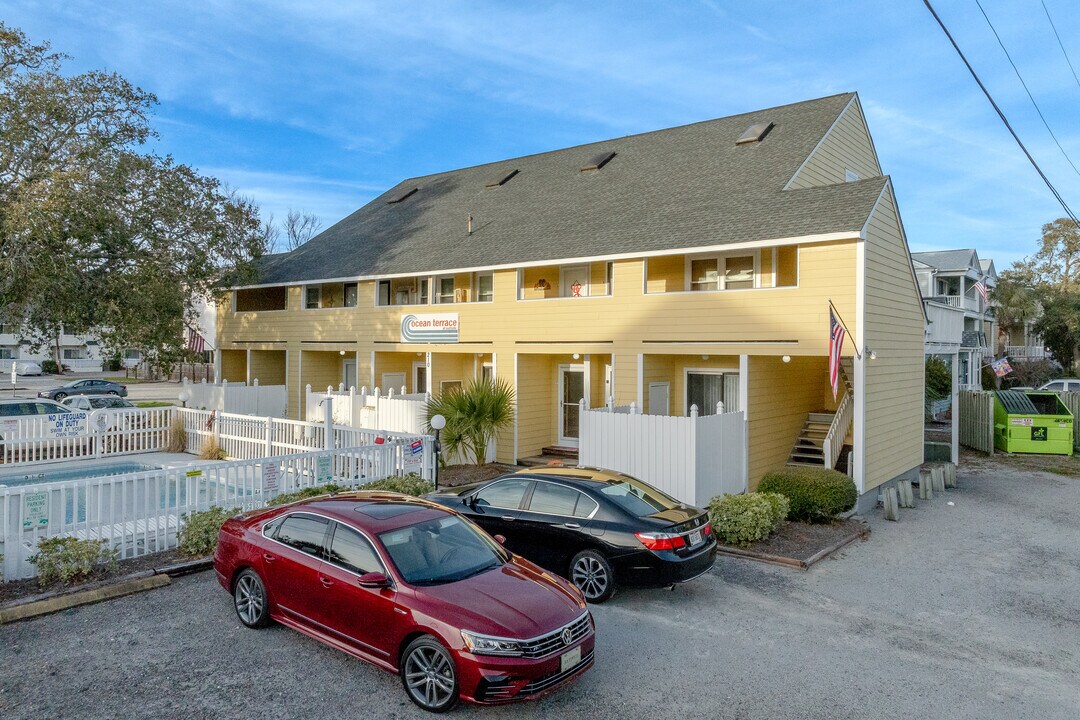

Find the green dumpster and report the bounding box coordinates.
[993,390,1073,455]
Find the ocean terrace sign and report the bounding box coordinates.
[401,313,459,343]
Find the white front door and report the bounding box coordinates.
[342,360,357,390]
[381,372,406,395]
[561,265,590,298]
[413,362,427,394]
[648,382,670,416]
[558,365,586,447]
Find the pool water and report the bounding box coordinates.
[0,462,162,488]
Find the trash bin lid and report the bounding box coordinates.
[996,390,1039,414]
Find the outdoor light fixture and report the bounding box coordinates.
[177,388,191,407]
[868,350,878,361]
[339,350,346,356]
[572,353,580,360]
[782,355,791,363]
[430,414,447,492]
[701,355,709,360]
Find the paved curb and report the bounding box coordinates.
[715,522,870,570]
[0,574,171,624]
[0,556,213,624]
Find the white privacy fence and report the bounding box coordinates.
[0,407,174,466]
[579,401,746,506]
[0,442,427,581]
[182,378,288,418]
[305,385,428,434]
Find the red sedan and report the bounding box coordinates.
[213,491,595,712]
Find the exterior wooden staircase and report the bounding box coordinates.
[787,359,854,470]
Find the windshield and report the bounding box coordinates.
[598,475,683,517]
[378,515,504,586]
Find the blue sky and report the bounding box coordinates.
[3,0,1079,268]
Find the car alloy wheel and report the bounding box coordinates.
[571,550,615,603]
[401,636,458,712]
[233,569,271,628]
[54,392,67,401]
[107,391,118,396]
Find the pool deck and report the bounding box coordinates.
[0,453,225,481]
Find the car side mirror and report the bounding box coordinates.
[357,572,391,588]
[494,534,506,546]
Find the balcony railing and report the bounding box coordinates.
[1005,345,1049,360]
[933,295,983,312]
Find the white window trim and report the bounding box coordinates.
[683,367,739,417]
[683,251,759,292]
[342,282,359,308]
[435,275,456,305]
[304,285,322,310]
[516,263,613,301]
[475,272,495,303]
[412,361,428,395]
[560,264,591,298]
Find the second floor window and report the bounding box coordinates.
[305,286,321,309]
[343,283,358,308]
[477,273,494,302]
[689,254,755,291]
[437,277,455,304]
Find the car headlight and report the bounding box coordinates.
[460,630,524,657]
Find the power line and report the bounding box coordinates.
[974,0,1080,179]
[1042,0,1080,92]
[921,0,1078,225]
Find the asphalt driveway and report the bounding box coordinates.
[2,455,1078,719]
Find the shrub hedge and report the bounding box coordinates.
[31,537,118,586]
[265,474,435,508]
[178,506,240,556]
[707,492,789,546]
[757,467,857,522]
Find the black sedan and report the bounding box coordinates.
[38,378,128,401]
[427,467,716,603]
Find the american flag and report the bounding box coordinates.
[188,327,206,354]
[829,307,846,400]
[974,281,989,304]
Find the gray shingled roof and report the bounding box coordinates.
[256,92,887,285]
[910,249,979,273]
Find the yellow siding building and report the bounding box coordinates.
[217,93,925,504]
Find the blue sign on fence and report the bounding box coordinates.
[410,439,423,456]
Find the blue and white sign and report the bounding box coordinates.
[401,313,459,344]
[46,412,88,439]
[410,439,423,456]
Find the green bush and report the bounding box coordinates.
[266,484,346,507]
[708,492,789,546]
[178,506,240,556]
[362,473,433,496]
[107,354,123,372]
[758,467,857,522]
[31,537,118,586]
[41,359,59,374]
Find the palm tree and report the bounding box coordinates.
[424,378,515,465]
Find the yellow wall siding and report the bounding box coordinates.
[249,350,286,385]
[302,351,344,395]
[776,246,798,286]
[516,354,556,458]
[862,186,924,491]
[746,355,830,488]
[646,255,683,293]
[220,350,246,383]
[374,352,415,393]
[432,353,472,395]
[788,99,881,189]
[642,354,740,416]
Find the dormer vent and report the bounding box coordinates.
[386,187,418,204]
[486,168,519,187]
[581,151,616,171]
[736,122,774,145]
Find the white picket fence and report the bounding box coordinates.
[182,379,288,418]
[0,442,421,580]
[579,401,746,506]
[0,407,174,467]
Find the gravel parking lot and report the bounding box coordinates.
[2,455,1078,720]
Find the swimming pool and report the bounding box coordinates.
[0,461,162,488]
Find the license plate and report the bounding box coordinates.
[688,530,703,546]
[560,646,582,673]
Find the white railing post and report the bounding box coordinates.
[716,401,725,414]
[690,404,699,418]
[253,377,259,386]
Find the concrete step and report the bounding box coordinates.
[808,413,836,424]
[540,445,579,459]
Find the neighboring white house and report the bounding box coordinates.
[914,249,999,390]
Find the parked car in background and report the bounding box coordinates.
[0,398,71,416]
[427,467,717,603]
[38,378,127,401]
[13,361,42,376]
[1038,379,1080,392]
[61,395,136,411]
[215,492,594,712]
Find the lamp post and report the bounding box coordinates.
[178,388,191,408]
[430,413,446,492]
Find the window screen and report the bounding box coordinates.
[691,259,719,291]
[723,256,754,289]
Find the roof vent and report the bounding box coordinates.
[486,168,519,187]
[581,151,616,171]
[736,122,774,145]
[386,187,418,204]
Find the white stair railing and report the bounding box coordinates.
[822,390,853,471]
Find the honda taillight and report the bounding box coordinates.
[634,531,686,551]
[702,523,712,536]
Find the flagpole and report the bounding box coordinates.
[828,299,862,360]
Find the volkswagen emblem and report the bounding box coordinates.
[561,627,573,646]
